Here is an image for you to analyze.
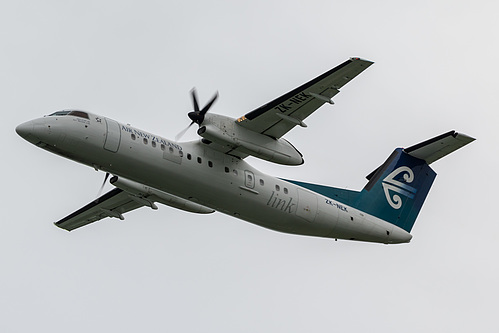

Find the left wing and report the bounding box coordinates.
[236,57,373,139]
[55,188,148,231]
[55,177,215,231]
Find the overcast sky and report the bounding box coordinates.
[2,1,498,332]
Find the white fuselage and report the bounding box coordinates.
[17,112,412,244]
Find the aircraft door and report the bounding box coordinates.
[104,118,121,152]
[244,170,255,189]
[296,188,318,222]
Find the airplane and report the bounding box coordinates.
[16,57,475,244]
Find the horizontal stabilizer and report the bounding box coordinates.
[403,130,475,164]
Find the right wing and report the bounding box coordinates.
[235,57,374,139]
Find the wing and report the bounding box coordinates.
[55,177,215,231]
[236,57,373,139]
[54,188,154,231]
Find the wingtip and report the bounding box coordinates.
[350,57,374,64]
[454,131,476,143]
[54,222,71,232]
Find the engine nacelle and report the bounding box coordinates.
[198,114,304,165]
[110,176,215,214]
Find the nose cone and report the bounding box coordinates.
[16,120,43,145]
[16,121,34,140]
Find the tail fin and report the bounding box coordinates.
[355,130,475,232]
[355,148,436,232]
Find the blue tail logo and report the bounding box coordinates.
[354,148,436,232]
[285,131,474,234]
[382,166,418,209]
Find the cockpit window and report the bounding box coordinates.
[68,111,89,119]
[48,110,89,119]
[49,111,71,116]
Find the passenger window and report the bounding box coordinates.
[152,141,156,148]
[197,157,202,164]
[208,161,213,168]
[179,151,184,157]
[143,138,148,145]
[275,185,280,191]
[224,167,229,173]
[161,144,165,151]
[131,134,136,140]
[169,147,174,153]
[259,179,264,186]
[233,169,238,176]
[284,188,288,194]
[187,153,192,160]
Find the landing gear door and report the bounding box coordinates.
[104,118,121,152]
[296,188,318,222]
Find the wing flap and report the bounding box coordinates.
[54,188,144,231]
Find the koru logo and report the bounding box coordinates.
[382,166,417,209]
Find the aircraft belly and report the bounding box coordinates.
[82,157,326,235]
[86,138,405,242]
[100,149,335,236]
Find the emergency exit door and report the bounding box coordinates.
[104,118,121,152]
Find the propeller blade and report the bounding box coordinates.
[175,121,194,142]
[191,89,200,112]
[200,91,219,116]
[97,172,110,197]
[180,89,219,136]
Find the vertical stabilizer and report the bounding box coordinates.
[285,131,474,234]
[355,149,436,232]
[356,130,474,232]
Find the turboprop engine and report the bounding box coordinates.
[198,114,304,165]
[176,89,304,165]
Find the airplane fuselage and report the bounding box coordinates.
[17,111,412,244]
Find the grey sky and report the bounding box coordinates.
[2,1,497,332]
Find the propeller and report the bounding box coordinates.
[175,89,218,142]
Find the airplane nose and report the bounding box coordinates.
[16,121,34,140]
[16,120,43,145]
